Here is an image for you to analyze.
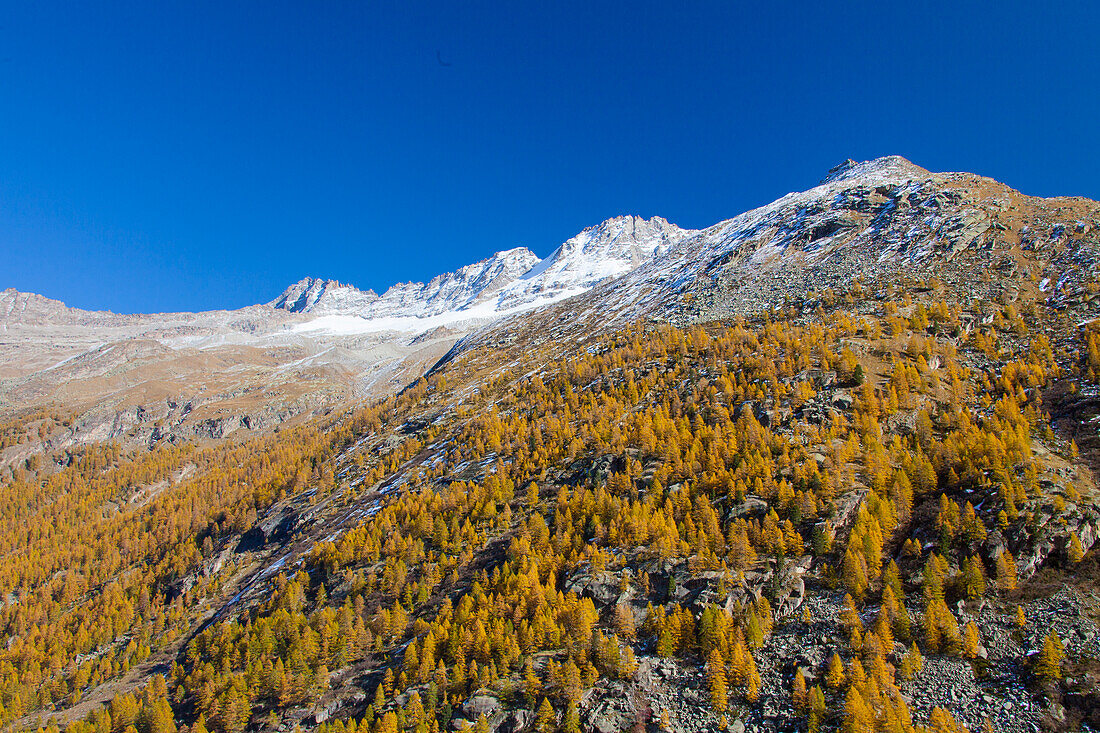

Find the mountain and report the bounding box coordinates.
[270,215,690,330]
[582,155,1095,323]
[270,278,377,314]
[3,156,1099,453]
[458,155,1098,359]
[2,156,1100,733]
[0,216,690,450]
[272,247,541,317]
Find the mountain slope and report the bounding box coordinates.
[5,285,1100,733]
[0,216,688,451]
[452,155,1099,364]
[2,156,1100,733]
[4,155,1099,455]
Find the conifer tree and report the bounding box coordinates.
[706,649,727,713]
[842,686,874,733]
[614,604,636,641]
[746,669,760,703]
[791,669,807,713]
[995,550,1018,592]
[825,653,846,690]
[1034,632,1065,681]
[962,622,981,659]
[807,686,826,733]
[1068,533,1085,564]
[560,660,582,703]
[728,639,748,687]
[535,698,555,733]
[562,704,580,733]
[523,663,541,708]
[962,555,987,600]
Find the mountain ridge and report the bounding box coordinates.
[268,215,691,324]
[3,155,1098,452]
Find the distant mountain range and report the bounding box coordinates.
[268,214,689,330]
[2,156,1097,453]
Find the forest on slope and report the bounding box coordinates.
[1,268,1099,733]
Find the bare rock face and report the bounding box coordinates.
[270,277,361,313]
[462,694,500,720]
[492,710,531,733]
[579,679,641,733]
[565,570,628,607]
[1009,505,1100,581]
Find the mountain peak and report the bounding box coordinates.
[456,246,541,281]
[503,215,692,302]
[820,155,930,185]
[372,247,543,318]
[0,288,78,324]
[270,277,375,313]
[577,214,683,240]
[553,214,691,262]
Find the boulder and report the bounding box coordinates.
[727,496,769,520]
[564,570,625,607]
[830,392,854,410]
[463,694,500,720]
[496,710,531,733]
[580,681,639,733]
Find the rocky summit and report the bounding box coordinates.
[2,157,1100,733]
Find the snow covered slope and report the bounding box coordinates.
[271,215,692,333]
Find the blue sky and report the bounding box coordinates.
[1,1,1098,313]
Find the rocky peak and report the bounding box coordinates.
[523,215,694,287]
[820,155,931,186]
[266,217,691,326]
[270,277,333,313]
[269,277,376,314]
[372,247,542,317]
[561,214,689,257]
[426,246,541,292]
[0,288,109,326]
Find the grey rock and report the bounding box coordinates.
[463,694,500,719]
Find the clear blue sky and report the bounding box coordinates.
[2,1,1098,313]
